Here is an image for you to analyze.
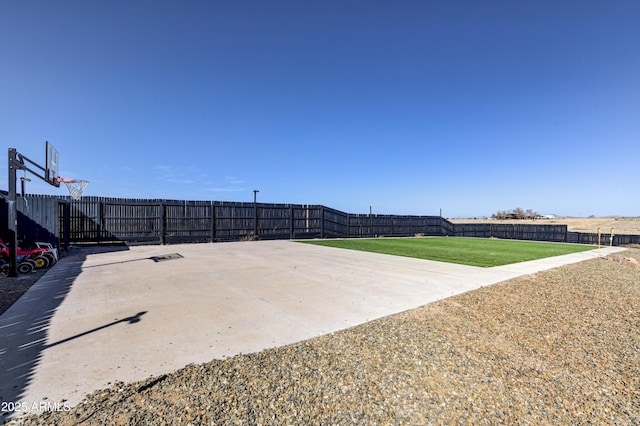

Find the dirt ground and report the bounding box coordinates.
[449,217,640,235]
[0,268,47,316]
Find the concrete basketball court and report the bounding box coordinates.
[0,239,625,420]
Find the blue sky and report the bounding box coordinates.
[1,1,639,218]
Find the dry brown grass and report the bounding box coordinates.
[449,217,640,235]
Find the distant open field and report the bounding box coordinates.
[449,217,640,235]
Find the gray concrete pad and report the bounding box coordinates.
[0,240,626,419]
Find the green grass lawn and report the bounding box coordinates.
[301,237,595,267]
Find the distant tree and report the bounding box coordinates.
[526,208,540,219]
[513,207,526,219]
[491,210,509,220]
[492,208,539,220]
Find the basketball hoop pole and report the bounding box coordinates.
[7,148,20,276]
[6,147,59,276]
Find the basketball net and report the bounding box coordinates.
[56,178,89,200]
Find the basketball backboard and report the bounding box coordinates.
[45,141,60,187]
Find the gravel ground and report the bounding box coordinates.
[0,269,47,316]
[4,248,640,425]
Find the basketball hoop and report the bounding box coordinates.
[56,178,89,200]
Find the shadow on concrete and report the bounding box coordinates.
[81,252,183,269]
[46,311,147,349]
[0,246,129,423]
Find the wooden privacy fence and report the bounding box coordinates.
[58,198,448,245]
[2,193,639,248]
[453,223,569,242]
[567,231,639,246]
[0,195,60,247]
[452,223,640,246]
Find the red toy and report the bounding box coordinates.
[0,238,56,270]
